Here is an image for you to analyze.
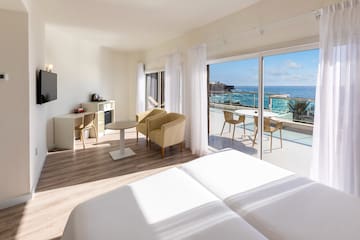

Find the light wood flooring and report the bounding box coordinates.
[0,128,198,240]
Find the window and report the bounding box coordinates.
[208,47,319,175]
[145,71,165,110]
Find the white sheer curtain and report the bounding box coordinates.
[165,53,183,113]
[136,63,146,113]
[184,44,208,156]
[312,0,360,196]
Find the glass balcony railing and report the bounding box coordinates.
[209,91,315,124]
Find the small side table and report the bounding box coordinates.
[106,121,138,160]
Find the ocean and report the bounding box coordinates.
[235,86,316,99]
[210,85,316,114]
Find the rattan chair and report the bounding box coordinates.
[220,110,246,140]
[75,113,98,149]
[252,116,283,152]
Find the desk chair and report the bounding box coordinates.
[75,113,98,149]
[252,116,283,152]
[220,110,246,140]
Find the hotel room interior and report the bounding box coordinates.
[1,0,360,239]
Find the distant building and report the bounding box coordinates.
[209,81,234,93]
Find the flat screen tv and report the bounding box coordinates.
[37,70,57,104]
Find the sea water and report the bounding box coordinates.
[210,86,316,114]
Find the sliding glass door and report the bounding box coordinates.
[208,57,260,157]
[208,47,319,175]
[145,71,165,110]
[262,49,319,175]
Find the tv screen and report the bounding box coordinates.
[37,70,57,104]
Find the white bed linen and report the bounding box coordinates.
[180,150,295,200]
[180,150,360,240]
[62,168,267,240]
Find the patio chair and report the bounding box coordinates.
[220,110,246,140]
[252,116,283,152]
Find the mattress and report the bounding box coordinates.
[62,168,267,240]
[181,150,360,240]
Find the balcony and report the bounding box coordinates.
[208,91,314,177]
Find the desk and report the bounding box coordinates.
[54,112,93,150]
[82,100,115,138]
[106,121,138,160]
[235,109,279,118]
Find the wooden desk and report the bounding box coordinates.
[54,112,93,150]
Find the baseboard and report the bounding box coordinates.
[31,152,48,194]
[0,192,32,210]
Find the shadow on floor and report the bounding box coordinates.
[0,203,26,240]
[208,135,257,155]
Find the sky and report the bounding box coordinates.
[209,49,319,86]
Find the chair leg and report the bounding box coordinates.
[93,126,98,143]
[280,129,283,148]
[79,130,82,143]
[81,130,85,149]
[252,127,258,147]
[149,139,151,149]
[270,132,273,153]
[220,122,226,136]
[232,124,236,140]
[243,122,246,137]
[136,131,138,142]
[161,147,165,158]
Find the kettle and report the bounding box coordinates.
[91,93,99,101]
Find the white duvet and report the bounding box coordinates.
[62,150,360,240]
[62,168,266,240]
[181,150,360,240]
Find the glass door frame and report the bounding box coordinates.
[207,42,319,159]
[145,70,165,110]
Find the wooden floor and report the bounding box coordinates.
[0,128,198,240]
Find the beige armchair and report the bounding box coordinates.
[148,113,186,157]
[136,108,166,143]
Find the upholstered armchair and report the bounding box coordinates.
[148,113,186,157]
[136,108,166,143]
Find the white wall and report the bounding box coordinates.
[26,0,47,193]
[24,0,140,196]
[0,9,30,203]
[143,0,340,69]
[44,26,135,147]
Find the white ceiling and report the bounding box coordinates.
[0,0,26,12]
[36,0,260,51]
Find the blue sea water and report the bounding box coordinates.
[236,86,316,99]
[210,85,316,114]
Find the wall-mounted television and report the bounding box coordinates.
[37,70,57,104]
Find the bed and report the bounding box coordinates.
[62,150,360,240]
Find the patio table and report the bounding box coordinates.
[234,109,279,118]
